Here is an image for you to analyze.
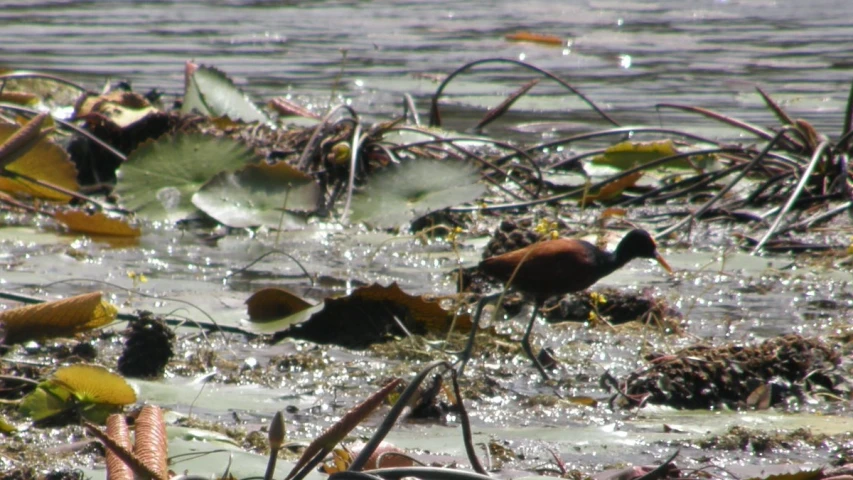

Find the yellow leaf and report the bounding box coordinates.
[75,91,155,128]
[0,292,117,343]
[52,365,137,406]
[0,122,78,201]
[561,396,598,408]
[54,210,141,237]
[592,140,680,170]
[580,172,642,206]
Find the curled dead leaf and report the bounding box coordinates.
[105,414,134,480]
[0,118,79,201]
[284,283,471,347]
[54,210,141,237]
[580,172,642,206]
[0,291,117,343]
[134,406,168,480]
[246,287,313,321]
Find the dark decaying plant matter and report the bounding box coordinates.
[1,59,852,252]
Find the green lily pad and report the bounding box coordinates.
[182,64,268,123]
[592,139,716,171]
[19,365,136,424]
[116,133,261,221]
[350,159,485,227]
[191,162,321,229]
[18,382,71,422]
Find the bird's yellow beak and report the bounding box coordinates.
[654,252,673,274]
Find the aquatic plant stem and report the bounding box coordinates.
[340,121,363,223]
[656,127,798,239]
[429,57,619,128]
[751,139,831,254]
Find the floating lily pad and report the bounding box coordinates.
[19,365,136,424]
[272,283,471,347]
[115,133,261,221]
[350,159,485,227]
[182,62,268,123]
[191,162,321,229]
[593,139,700,170]
[245,287,314,322]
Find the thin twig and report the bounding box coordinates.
[402,93,421,126]
[751,139,832,254]
[656,128,797,239]
[473,78,540,132]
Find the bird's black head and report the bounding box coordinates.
[616,229,658,260]
[615,229,672,273]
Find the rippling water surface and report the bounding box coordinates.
[3,0,851,134]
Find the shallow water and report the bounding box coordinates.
[1,1,852,476]
[2,0,851,136]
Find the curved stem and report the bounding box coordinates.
[348,361,453,473]
[428,57,618,128]
[340,120,363,223]
[751,139,832,254]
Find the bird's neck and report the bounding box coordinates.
[596,250,630,279]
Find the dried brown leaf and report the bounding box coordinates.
[105,414,134,480]
[246,287,313,321]
[0,118,78,201]
[54,210,141,237]
[135,405,168,480]
[0,291,117,343]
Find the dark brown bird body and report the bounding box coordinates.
[480,238,611,301]
[479,229,671,300]
[465,229,672,379]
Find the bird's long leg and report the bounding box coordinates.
[521,300,550,380]
[456,293,500,377]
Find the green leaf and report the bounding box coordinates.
[191,162,321,229]
[592,140,696,170]
[116,133,261,221]
[0,414,16,434]
[182,64,268,123]
[20,365,136,424]
[350,159,485,227]
[19,381,72,421]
